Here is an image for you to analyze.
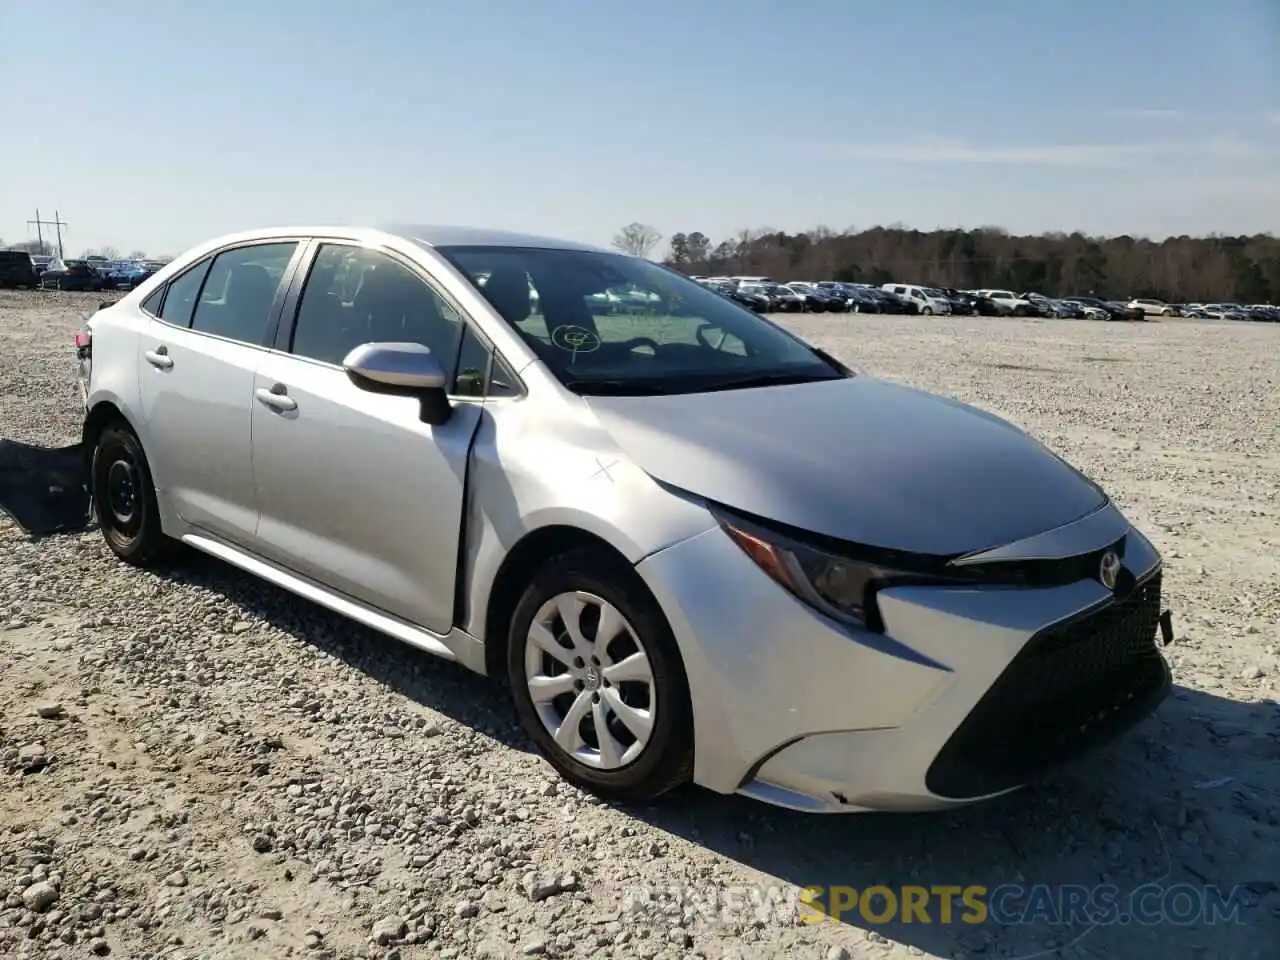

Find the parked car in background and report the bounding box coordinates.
[1108,298,1147,321]
[47,259,107,291]
[731,288,772,313]
[0,250,41,289]
[76,223,1174,813]
[1127,298,1174,317]
[871,287,917,314]
[1017,293,1080,319]
[942,288,1002,316]
[1063,296,1144,321]
[817,282,885,313]
[1046,298,1087,319]
[881,283,951,315]
[30,254,54,277]
[702,280,771,313]
[848,285,894,312]
[742,282,804,313]
[102,261,135,288]
[974,289,1037,317]
[732,282,787,312]
[786,282,845,312]
[1237,304,1279,322]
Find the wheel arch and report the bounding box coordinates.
[482,524,644,679]
[82,398,144,472]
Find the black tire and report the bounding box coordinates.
[91,421,178,566]
[507,547,694,804]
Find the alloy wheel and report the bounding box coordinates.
[524,591,656,770]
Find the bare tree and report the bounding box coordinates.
[12,239,54,255]
[612,223,663,259]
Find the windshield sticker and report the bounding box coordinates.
[551,325,601,357]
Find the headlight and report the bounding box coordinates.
[714,511,915,630]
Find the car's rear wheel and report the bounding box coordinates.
[91,422,177,566]
[507,548,693,804]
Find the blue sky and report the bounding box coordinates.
[1,0,1277,258]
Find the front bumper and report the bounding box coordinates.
[636,504,1170,813]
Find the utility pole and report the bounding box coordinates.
[27,208,68,257]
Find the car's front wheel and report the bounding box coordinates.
[91,421,177,566]
[507,548,693,804]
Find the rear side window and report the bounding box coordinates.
[159,260,212,327]
[190,242,297,345]
[141,286,165,317]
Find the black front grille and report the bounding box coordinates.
[926,573,1170,800]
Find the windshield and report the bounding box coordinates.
[439,245,843,395]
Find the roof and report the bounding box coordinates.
[379,223,609,254]
[159,224,616,269]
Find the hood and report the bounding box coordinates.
[587,377,1107,556]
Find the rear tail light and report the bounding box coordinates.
[74,330,91,359]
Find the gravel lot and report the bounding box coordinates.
[2,290,1278,960]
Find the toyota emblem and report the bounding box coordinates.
[1098,550,1121,590]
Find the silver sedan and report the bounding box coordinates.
[77,225,1173,813]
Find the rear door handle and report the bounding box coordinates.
[255,384,297,412]
[144,346,173,369]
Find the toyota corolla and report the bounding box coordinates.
[76,225,1174,812]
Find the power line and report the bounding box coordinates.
[26,209,68,258]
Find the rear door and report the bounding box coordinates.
[137,239,305,544]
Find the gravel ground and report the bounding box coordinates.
[1,290,1278,960]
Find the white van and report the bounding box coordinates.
[881,284,952,315]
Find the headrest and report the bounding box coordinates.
[224,264,276,311]
[482,266,531,323]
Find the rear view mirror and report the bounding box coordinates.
[343,342,451,425]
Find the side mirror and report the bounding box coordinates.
[342,341,452,425]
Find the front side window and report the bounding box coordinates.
[289,244,463,371]
[190,242,297,345]
[438,246,842,396]
[454,324,491,397]
[451,323,522,398]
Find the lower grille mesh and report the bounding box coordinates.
[926,573,1170,799]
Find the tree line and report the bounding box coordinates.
[611,222,1280,304]
[0,239,152,260]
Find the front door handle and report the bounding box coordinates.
[144,346,173,369]
[255,384,298,412]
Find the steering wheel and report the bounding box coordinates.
[695,323,729,351]
[618,336,660,354]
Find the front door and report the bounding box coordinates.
[137,240,300,544]
[250,241,482,634]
